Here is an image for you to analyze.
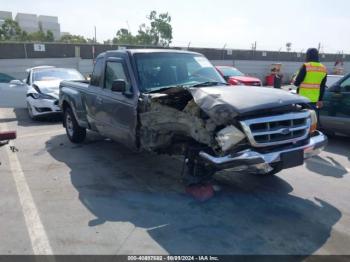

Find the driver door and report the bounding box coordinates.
[320,75,350,135]
[99,57,137,148]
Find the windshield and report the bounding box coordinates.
[135,52,225,92]
[33,68,85,82]
[219,67,245,77]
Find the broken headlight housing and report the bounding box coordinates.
[216,125,246,152]
[31,93,56,100]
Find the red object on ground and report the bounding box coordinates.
[0,131,16,141]
[186,184,215,201]
[265,74,275,86]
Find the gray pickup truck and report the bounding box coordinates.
[59,49,327,183]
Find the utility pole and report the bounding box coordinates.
[126,21,131,32]
[94,26,97,43]
[222,43,227,60]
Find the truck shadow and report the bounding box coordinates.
[305,155,348,178]
[324,136,350,161]
[45,134,341,255]
[305,136,349,178]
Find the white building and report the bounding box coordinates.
[15,13,39,33]
[5,11,62,40]
[38,15,61,40]
[0,11,12,26]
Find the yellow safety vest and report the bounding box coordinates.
[299,62,327,102]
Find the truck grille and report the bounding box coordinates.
[240,111,311,147]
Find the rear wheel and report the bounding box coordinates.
[64,107,86,143]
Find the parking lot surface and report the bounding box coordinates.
[0,107,350,255]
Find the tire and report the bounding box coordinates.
[27,102,37,120]
[64,107,86,143]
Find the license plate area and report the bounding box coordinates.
[280,150,304,169]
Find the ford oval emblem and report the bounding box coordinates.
[281,128,291,135]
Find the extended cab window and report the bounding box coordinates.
[90,58,104,86]
[340,77,350,92]
[104,61,131,91]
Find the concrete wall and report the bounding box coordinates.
[0,58,93,79]
[1,57,349,84]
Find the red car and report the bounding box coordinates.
[216,66,262,86]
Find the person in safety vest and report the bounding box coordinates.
[294,48,327,109]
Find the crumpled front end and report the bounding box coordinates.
[138,86,326,176]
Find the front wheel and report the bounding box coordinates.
[64,107,86,143]
[27,102,37,120]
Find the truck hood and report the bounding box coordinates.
[189,85,309,124]
[33,80,61,98]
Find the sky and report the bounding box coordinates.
[1,0,350,53]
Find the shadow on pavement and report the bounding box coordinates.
[305,155,348,178]
[324,136,350,160]
[13,108,62,127]
[46,134,341,255]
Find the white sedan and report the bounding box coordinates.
[11,66,85,119]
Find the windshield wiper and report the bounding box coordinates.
[191,81,228,87]
[145,85,186,94]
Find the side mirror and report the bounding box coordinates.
[9,80,24,86]
[111,79,126,93]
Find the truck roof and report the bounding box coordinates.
[99,48,201,58]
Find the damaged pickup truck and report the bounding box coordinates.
[59,49,327,184]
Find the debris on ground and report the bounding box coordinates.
[186,183,215,201]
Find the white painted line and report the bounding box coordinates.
[21,130,64,139]
[0,117,53,254]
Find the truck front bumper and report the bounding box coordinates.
[199,131,327,174]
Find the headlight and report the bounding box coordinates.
[31,93,56,100]
[309,110,318,134]
[216,125,246,152]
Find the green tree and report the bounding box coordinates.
[136,24,154,45]
[112,10,173,46]
[148,11,173,46]
[112,28,137,45]
[0,19,22,41]
[60,34,87,44]
[46,30,54,42]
